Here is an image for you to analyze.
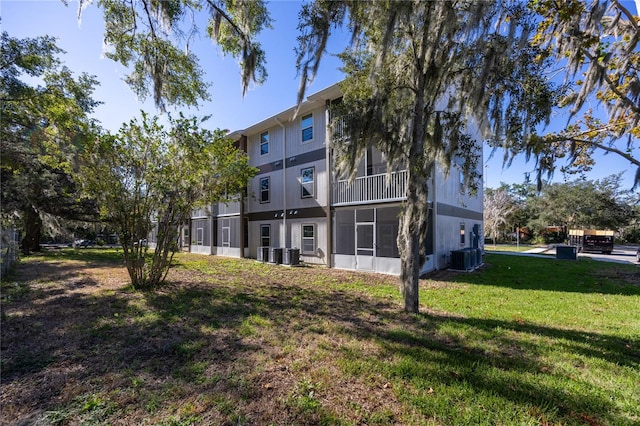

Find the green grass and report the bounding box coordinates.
[484,243,540,252]
[22,246,127,264]
[2,250,638,425]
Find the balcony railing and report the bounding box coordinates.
[332,170,407,206]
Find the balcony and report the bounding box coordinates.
[332,170,407,206]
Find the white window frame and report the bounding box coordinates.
[260,176,270,203]
[301,224,316,255]
[260,224,271,248]
[260,131,269,156]
[301,166,315,198]
[301,113,313,143]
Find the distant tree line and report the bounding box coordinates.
[484,174,639,245]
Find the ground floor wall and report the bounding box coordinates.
[186,201,483,274]
[189,208,329,266]
[190,215,247,257]
[330,204,423,276]
[434,203,483,269]
[247,217,328,266]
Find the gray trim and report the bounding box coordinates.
[330,201,404,212]
[256,161,283,175]
[436,202,483,221]
[286,148,326,168]
[255,148,326,176]
[248,206,327,222]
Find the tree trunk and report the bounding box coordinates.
[21,206,42,255]
[397,72,430,313]
[398,166,430,313]
[396,29,436,312]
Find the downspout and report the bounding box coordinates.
[325,100,332,268]
[275,117,286,250]
[432,167,438,270]
[239,135,247,258]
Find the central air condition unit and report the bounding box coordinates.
[450,250,472,270]
[257,246,270,262]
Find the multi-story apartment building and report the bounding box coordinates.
[186,83,483,275]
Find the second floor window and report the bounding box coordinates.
[260,177,270,203]
[301,167,315,198]
[260,131,269,156]
[301,113,313,142]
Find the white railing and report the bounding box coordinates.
[332,170,407,206]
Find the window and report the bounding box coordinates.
[260,131,269,156]
[460,222,466,246]
[302,224,315,254]
[196,228,204,246]
[260,177,270,203]
[260,225,270,247]
[301,113,313,142]
[301,167,315,198]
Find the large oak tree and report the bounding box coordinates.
[1,32,100,254]
[525,0,640,188]
[75,0,271,110]
[296,1,557,312]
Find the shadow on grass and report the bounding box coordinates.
[1,255,638,425]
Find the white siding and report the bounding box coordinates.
[288,218,328,265]
[249,173,283,213]
[286,159,328,210]
[285,105,327,156]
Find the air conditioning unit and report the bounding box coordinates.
[257,246,270,262]
[451,250,471,270]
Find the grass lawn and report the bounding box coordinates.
[484,244,540,253]
[1,249,638,425]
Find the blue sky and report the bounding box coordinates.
[2,0,638,190]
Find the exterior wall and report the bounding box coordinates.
[330,204,406,275]
[183,82,484,275]
[190,216,212,254]
[246,103,328,215]
[433,215,482,269]
[430,133,484,269]
[240,101,330,265]
[246,217,327,265]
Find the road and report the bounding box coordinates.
[576,245,639,265]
